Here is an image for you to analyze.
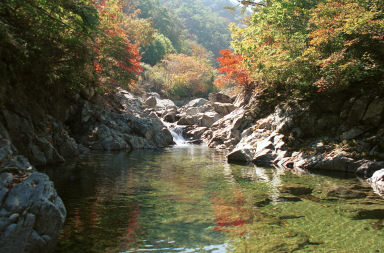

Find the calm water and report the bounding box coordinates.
[44,146,384,252]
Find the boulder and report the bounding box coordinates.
[200,112,221,127]
[76,102,174,150]
[362,98,384,127]
[347,97,370,125]
[163,112,179,123]
[177,115,199,126]
[340,127,365,140]
[184,98,209,108]
[0,134,66,252]
[212,102,235,116]
[80,86,95,100]
[368,169,384,194]
[227,147,254,164]
[144,96,157,107]
[252,149,275,166]
[208,93,232,103]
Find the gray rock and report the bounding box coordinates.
[208,93,232,103]
[368,169,384,193]
[227,147,254,164]
[145,96,157,107]
[200,112,221,127]
[252,149,275,166]
[0,171,66,253]
[177,115,199,126]
[347,97,370,125]
[356,161,384,178]
[80,86,95,100]
[184,98,209,108]
[163,112,179,123]
[212,102,235,116]
[362,98,384,127]
[341,127,365,140]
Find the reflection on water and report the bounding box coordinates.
[43,146,384,252]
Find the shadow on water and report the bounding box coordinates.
[41,146,384,252]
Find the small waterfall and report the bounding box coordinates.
[169,125,190,146]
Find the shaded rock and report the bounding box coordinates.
[280,184,313,196]
[163,112,179,123]
[253,149,275,166]
[362,98,384,127]
[356,161,384,178]
[144,96,157,107]
[80,86,95,100]
[340,127,365,140]
[208,93,232,103]
[309,153,359,173]
[212,102,235,116]
[316,115,339,133]
[177,115,199,126]
[347,97,370,125]
[76,102,174,150]
[0,155,66,252]
[227,147,254,164]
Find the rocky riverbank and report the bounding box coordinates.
[2,83,384,252]
[158,89,384,196]
[0,87,174,252]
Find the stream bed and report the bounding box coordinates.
[43,146,384,252]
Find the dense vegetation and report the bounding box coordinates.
[0,0,241,103]
[1,0,382,106]
[218,0,384,93]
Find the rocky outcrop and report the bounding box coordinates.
[0,124,66,253]
[197,90,384,178]
[0,87,176,252]
[73,101,174,150]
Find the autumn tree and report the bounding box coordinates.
[229,0,384,92]
[214,49,254,89]
[145,54,216,99]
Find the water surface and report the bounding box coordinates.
[44,146,384,252]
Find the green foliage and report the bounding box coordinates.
[145,54,217,99]
[159,0,234,58]
[0,0,98,96]
[0,0,151,104]
[134,0,184,51]
[230,0,384,92]
[142,33,176,66]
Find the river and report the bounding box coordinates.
[43,145,384,252]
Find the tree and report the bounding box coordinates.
[141,33,176,66]
[214,49,254,88]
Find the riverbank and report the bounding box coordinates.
[161,87,384,194]
[0,86,175,251]
[1,83,384,251]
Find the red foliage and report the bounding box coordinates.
[214,49,253,87]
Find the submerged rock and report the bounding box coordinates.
[280,184,313,196]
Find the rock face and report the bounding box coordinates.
[0,87,176,252]
[188,90,384,178]
[73,101,174,151]
[0,124,66,253]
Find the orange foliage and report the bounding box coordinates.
[214,49,254,88]
[93,0,143,87]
